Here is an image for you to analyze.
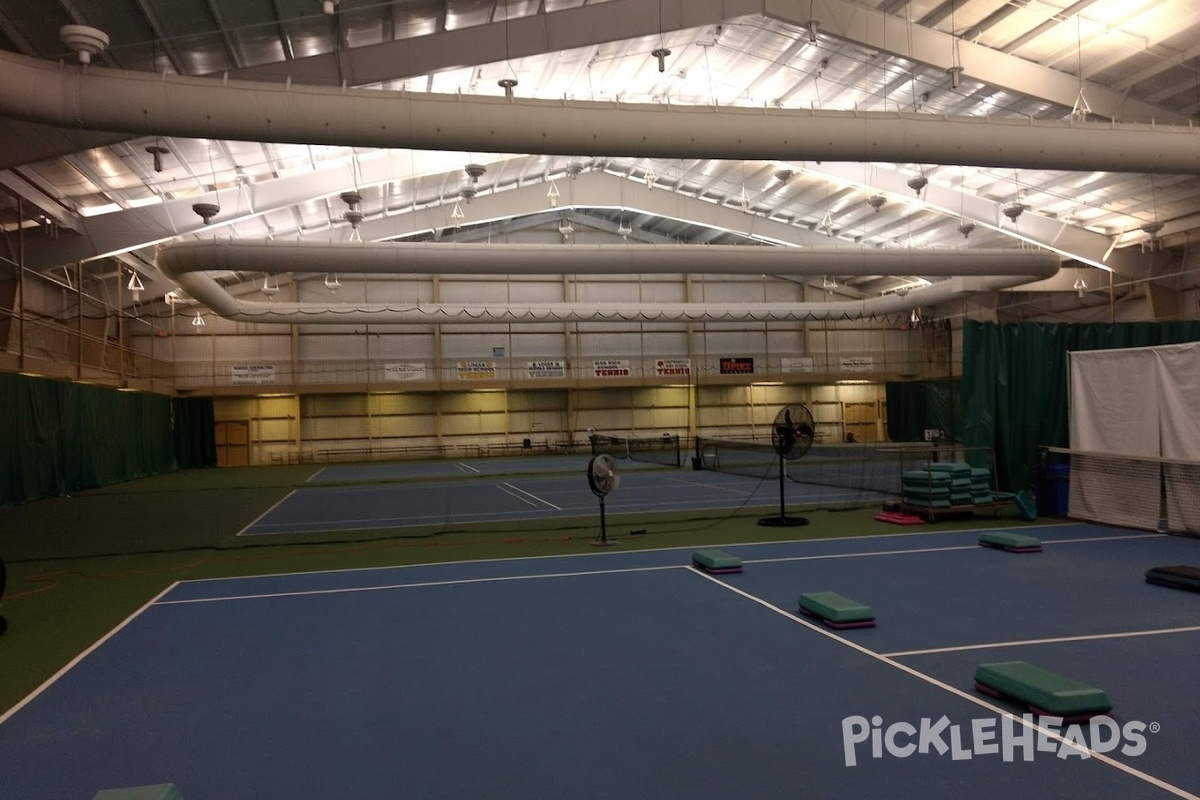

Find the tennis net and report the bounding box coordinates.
[1041,446,1200,534]
[694,438,982,503]
[590,433,683,467]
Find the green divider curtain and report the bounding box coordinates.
[885,379,962,444]
[0,373,177,507]
[961,320,1200,492]
[173,396,218,469]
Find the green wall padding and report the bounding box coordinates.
[961,320,1200,492]
[0,373,177,507]
[885,378,962,444]
[172,396,217,469]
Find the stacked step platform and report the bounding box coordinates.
[900,462,1004,521]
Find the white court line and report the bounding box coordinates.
[177,521,1093,584]
[500,483,563,510]
[157,564,684,605]
[688,570,1200,800]
[161,528,1142,603]
[663,474,755,496]
[235,489,299,537]
[0,582,180,726]
[236,463,330,536]
[456,462,481,473]
[740,533,1163,566]
[884,625,1200,658]
[744,543,979,563]
[497,483,541,508]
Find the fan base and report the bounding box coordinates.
[757,515,809,527]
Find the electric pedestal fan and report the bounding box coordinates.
[587,454,620,546]
[758,405,816,527]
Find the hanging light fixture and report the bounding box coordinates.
[958,219,977,239]
[644,170,656,189]
[1074,277,1087,298]
[822,275,837,290]
[1003,194,1028,224]
[191,313,206,327]
[450,201,466,226]
[126,270,144,303]
[547,181,560,208]
[652,47,671,73]
[146,143,169,173]
[192,202,219,225]
[817,210,835,237]
[464,163,487,184]
[325,274,342,293]
[867,193,887,213]
[262,274,280,298]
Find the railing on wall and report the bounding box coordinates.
[174,351,950,391]
[2,310,174,391]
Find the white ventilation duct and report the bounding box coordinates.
[157,242,1059,324]
[2,51,1199,174]
[158,240,1060,278]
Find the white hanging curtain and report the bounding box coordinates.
[1067,347,1161,530]
[1154,342,1200,534]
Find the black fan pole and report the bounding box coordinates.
[598,495,608,545]
[757,453,807,526]
[778,454,787,521]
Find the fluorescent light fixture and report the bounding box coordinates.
[79,202,122,217]
[127,195,164,209]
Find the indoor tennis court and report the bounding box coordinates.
[5,2,1200,799]
[241,454,901,536]
[1,524,1197,799]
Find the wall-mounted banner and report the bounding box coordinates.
[720,357,755,375]
[383,362,427,382]
[840,356,874,373]
[526,360,566,379]
[231,364,276,385]
[457,360,497,380]
[781,357,815,374]
[593,359,631,377]
[655,358,692,376]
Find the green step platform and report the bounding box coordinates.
[797,591,875,629]
[978,531,1042,553]
[1145,565,1200,593]
[691,549,743,574]
[974,661,1112,721]
[93,786,183,800]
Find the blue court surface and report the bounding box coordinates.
[2,524,1198,800]
[244,457,889,535]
